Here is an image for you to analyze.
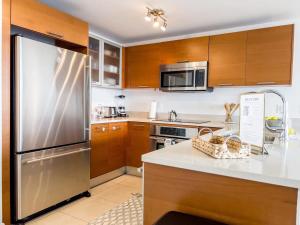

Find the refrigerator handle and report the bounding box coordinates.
[23,148,91,164]
[84,55,91,141]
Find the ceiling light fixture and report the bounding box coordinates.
[144,7,167,32]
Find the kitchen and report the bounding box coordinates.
[1,0,300,225]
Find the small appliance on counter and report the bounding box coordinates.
[116,95,128,117]
[101,106,118,118]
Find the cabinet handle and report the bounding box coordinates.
[112,126,120,131]
[47,31,64,39]
[138,86,150,88]
[218,83,233,86]
[256,82,276,85]
[132,124,145,127]
[102,127,106,132]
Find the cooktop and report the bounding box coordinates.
[154,119,210,124]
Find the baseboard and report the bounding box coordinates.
[126,166,142,177]
[90,167,126,188]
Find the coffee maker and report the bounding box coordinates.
[116,95,127,117]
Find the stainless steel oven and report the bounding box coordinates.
[160,61,209,92]
[150,125,199,150]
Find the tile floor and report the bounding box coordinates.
[26,175,142,225]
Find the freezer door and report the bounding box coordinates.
[15,143,90,220]
[14,36,89,152]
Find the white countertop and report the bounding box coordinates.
[91,117,225,128]
[142,128,300,189]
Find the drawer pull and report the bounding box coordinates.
[24,148,90,164]
[218,83,233,86]
[102,127,106,132]
[256,82,276,85]
[112,126,120,131]
[132,124,145,127]
[47,31,64,39]
[138,86,150,88]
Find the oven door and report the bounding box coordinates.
[150,136,186,150]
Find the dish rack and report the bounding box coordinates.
[192,128,251,159]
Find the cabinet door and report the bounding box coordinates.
[11,0,88,46]
[209,32,247,87]
[103,42,121,87]
[90,124,110,178]
[125,44,161,88]
[126,122,151,167]
[89,37,101,84]
[160,37,209,64]
[108,123,126,171]
[246,25,293,85]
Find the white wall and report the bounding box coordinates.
[123,20,300,119]
[91,87,121,108]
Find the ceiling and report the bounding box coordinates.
[41,0,300,44]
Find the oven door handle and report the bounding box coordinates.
[149,136,166,142]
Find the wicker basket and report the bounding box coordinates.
[192,128,251,159]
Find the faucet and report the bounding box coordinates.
[262,89,288,141]
[169,110,178,122]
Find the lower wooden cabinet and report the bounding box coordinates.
[126,122,151,168]
[91,123,127,178]
[91,124,110,178]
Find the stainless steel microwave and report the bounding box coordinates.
[160,61,208,92]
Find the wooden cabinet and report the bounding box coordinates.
[126,122,151,167]
[125,25,293,88]
[108,123,126,171]
[91,123,127,178]
[125,44,161,88]
[246,25,293,85]
[11,0,89,46]
[125,37,209,89]
[89,36,123,88]
[91,124,110,178]
[209,32,247,86]
[160,37,209,64]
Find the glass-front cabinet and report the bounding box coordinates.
[88,36,122,88]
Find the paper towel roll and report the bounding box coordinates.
[148,101,157,119]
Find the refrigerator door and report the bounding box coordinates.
[14,36,89,152]
[15,143,90,220]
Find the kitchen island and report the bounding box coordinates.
[142,128,300,225]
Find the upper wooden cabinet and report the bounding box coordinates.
[125,37,209,88]
[246,25,293,85]
[209,32,247,87]
[125,44,161,88]
[11,0,89,47]
[160,37,209,64]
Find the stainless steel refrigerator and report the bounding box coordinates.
[13,36,91,221]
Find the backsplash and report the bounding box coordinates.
[91,87,122,108]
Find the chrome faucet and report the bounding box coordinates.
[263,89,288,141]
[169,110,178,122]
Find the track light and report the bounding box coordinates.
[144,7,167,32]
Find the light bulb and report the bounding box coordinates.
[144,15,151,22]
[153,17,159,28]
[161,22,167,31]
